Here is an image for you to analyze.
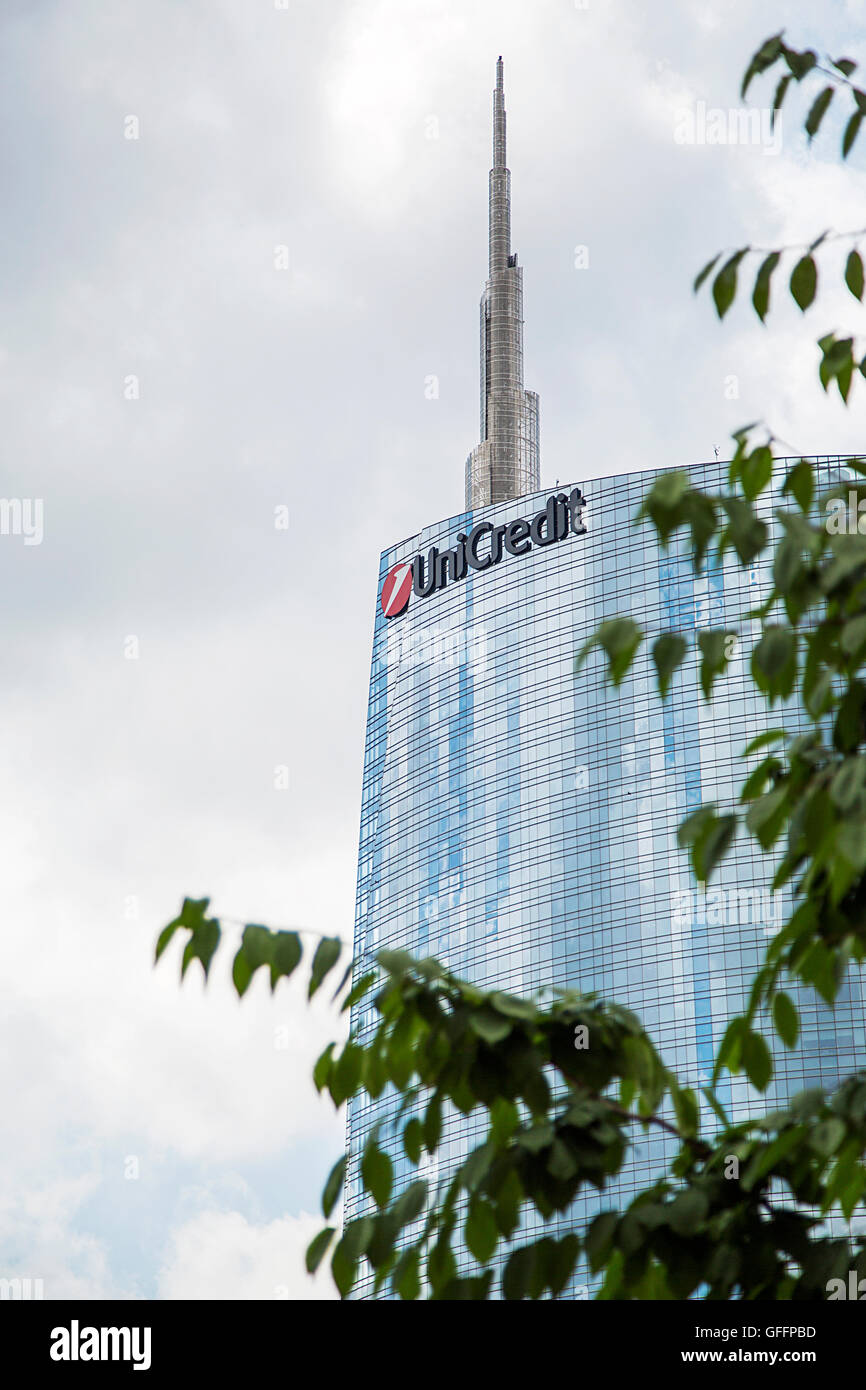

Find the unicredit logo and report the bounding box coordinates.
[380,561,413,617]
[380,488,587,619]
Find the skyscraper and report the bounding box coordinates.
[465,58,540,510]
[344,62,866,1299]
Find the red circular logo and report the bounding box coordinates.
[381,561,413,618]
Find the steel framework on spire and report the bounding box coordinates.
[465,57,540,509]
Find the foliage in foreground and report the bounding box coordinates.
[155,35,866,1298]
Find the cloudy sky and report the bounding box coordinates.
[2,0,865,1300]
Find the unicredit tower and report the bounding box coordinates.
[345,60,865,1299]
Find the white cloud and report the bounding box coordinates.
[1,0,864,1299]
[156,1209,338,1300]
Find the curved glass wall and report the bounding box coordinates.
[346,455,866,1298]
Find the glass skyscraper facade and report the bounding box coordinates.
[346,456,866,1298]
[344,59,864,1297]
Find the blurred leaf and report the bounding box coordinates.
[790,255,817,311]
[712,249,748,319]
[322,1155,346,1219]
[305,1227,336,1274]
[846,249,864,300]
[805,86,834,139]
[773,992,799,1049]
[652,632,687,697]
[361,1138,393,1209]
[742,1030,773,1091]
[752,251,780,322]
[309,937,342,998]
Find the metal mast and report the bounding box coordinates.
[465,57,540,510]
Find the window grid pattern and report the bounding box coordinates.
[346,456,866,1298]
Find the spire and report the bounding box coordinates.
[465,58,540,510]
[493,55,506,171]
[488,57,510,276]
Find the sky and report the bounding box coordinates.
[2,0,865,1300]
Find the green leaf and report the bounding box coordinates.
[805,86,834,139]
[688,811,737,882]
[331,1218,372,1297]
[427,1237,457,1294]
[240,924,273,971]
[393,1246,421,1300]
[668,1187,708,1237]
[502,1246,533,1301]
[671,1083,700,1139]
[790,255,817,311]
[678,803,714,849]
[701,1086,730,1129]
[811,1117,846,1157]
[842,615,866,657]
[783,47,817,82]
[231,947,252,997]
[585,1211,618,1272]
[694,254,721,293]
[341,970,377,1014]
[652,632,687,698]
[743,728,789,756]
[773,992,799,1049]
[270,930,302,990]
[313,1042,335,1092]
[548,1234,580,1296]
[782,460,814,513]
[330,1041,363,1104]
[489,991,538,1021]
[469,1010,513,1044]
[305,1226,336,1274]
[830,756,866,811]
[180,918,221,981]
[309,936,342,998]
[771,74,791,127]
[843,112,863,158]
[752,251,780,322]
[742,1029,773,1091]
[361,1138,393,1209]
[718,494,767,564]
[403,1117,423,1164]
[697,629,735,699]
[712,249,748,319]
[846,250,864,301]
[376,947,415,977]
[819,336,855,401]
[495,1168,522,1238]
[576,617,643,685]
[746,786,788,848]
[465,1197,498,1264]
[155,896,212,964]
[322,1154,346,1219]
[715,1016,748,1081]
[742,34,783,98]
[751,626,797,702]
[740,445,774,500]
[392,1179,427,1228]
[489,1097,519,1145]
[423,1093,442,1153]
[154,921,179,964]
